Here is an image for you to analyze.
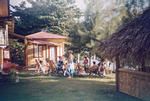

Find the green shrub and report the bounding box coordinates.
[9,39,25,66]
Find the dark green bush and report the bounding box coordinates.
[9,39,25,66]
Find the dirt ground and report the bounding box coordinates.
[0,72,143,101]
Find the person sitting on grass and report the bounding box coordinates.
[98,61,105,77]
[48,60,56,74]
[56,56,64,74]
[35,59,41,73]
[40,60,50,75]
[35,59,49,75]
[88,61,98,75]
[76,63,86,75]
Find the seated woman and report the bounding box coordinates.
[35,59,49,74]
[98,62,105,77]
[35,59,40,73]
[56,56,64,74]
[88,61,98,75]
[48,60,55,73]
[76,63,86,75]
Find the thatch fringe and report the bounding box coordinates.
[99,7,150,64]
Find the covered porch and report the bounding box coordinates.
[25,31,67,66]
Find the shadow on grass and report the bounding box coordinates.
[0,71,144,101]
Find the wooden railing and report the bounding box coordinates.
[118,68,150,101]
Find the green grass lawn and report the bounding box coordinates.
[0,72,143,101]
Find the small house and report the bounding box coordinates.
[25,32,67,66]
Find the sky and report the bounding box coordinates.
[10,0,86,11]
[10,0,23,5]
[75,0,86,11]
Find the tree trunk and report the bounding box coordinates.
[115,55,120,92]
[141,58,145,72]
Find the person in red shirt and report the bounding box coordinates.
[83,56,89,72]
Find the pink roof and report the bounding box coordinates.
[25,32,67,39]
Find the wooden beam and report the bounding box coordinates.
[9,33,25,39]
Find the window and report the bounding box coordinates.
[3,49,10,59]
[0,26,8,46]
[33,45,43,58]
[38,46,43,57]
[49,47,56,62]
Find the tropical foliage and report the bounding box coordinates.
[11,0,150,55]
[80,0,150,55]
[9,39,25,65]
[11,0,81,35]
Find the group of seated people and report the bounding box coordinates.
[87,61,105,77]
[34,57,107,78]
[53,56,75,78]
[35,58,55,75]
[35,56,75,78]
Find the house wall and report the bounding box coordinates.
[118,68,150,101]
[57,43,64,57]
[0,24,10,71]
[48,38,65,59]
[26,42,65,66]
[26,44,34,66]
[26,44,46,66]
[0,0,9,17]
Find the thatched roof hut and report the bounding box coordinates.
[99,8,150,99]
[99,8,150,65]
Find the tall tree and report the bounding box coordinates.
[79,0,150,54]
[11,0,81,35]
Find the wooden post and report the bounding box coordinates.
[116,55,120,91]
[141,57,145,72]
[24,39,28,66]
[55,47,57,63]
[94,54,96,61]
[77,53,80,63]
